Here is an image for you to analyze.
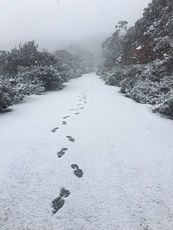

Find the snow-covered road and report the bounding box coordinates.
[1,73,173,230]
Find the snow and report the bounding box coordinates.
[1,73,173,229]
[149,25,154,31]
[136,45,142,50]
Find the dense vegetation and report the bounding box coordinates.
[0,41,95,111]
[98,0,173,119]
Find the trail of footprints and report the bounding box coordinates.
[51,88,88,215]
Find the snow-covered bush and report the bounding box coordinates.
[19,66,63,91]
[141,59,173,82]
[0,78,15,111]
[0,64,65,110]
[0,41,79,112]
[120,75,138,95]
[120,65,142,91]
[99,56,173,120]
[128,79,160,104]
[15,66,64,92]
[53,60,73,82]
[37,50,56,67]
[0,41,38,75]
[10,67,44,103]
[104,67,125,86]
[36,65,63,90]
[0,41,57,76]
[152,91,173,119]
[9,65,65,103]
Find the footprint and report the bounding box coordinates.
[71,164,79,169]
[66,136,75,142]
[74,169,83,178]
[71,164,83,178]
[52,188,70,215]
[80,107,84,109]
[77,104,83,106]
[51,127,59,133]
[57,148,68,158]
[62,121,67,125]
[63,116,70,119]
[60,187,71,197]
[75,112,80,115]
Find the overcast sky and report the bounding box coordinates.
[0,0,151,45]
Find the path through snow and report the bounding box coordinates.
[0,73,173,230]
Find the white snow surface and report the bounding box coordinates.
[0,73,173,230]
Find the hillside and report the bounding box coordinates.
[123,0,173,65]
[98,0,173,119]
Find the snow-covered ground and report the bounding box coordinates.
[0,73,173,230]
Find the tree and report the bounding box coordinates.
[1,41,39,75]
[101,22,127,68]
[115,20,128,32]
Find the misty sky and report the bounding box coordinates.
[0,0,151,44]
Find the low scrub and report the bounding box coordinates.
[98,58,173,119]
[0,79,15,111]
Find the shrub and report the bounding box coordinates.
[0,41,57,76]
[36,66,63,91]
[17,66,63,91]
[152,91,173,119]
[105,67,125,86]
[129,79,159,104]
[0,79,15,111]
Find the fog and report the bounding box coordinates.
[0,0,151,51]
